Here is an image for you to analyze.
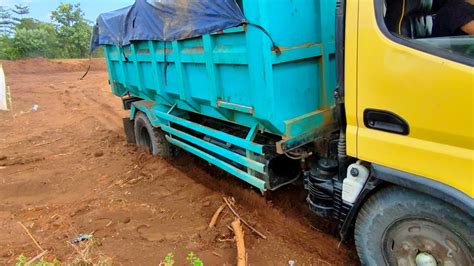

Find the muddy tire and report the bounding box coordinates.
[355,186,473,265]
[134,112,175,158]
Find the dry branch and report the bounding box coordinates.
[231,219,246,266]
[25,250,48,266]
[209,204,226,228]
[217,238,234,243]
[68,240,93,264]
[223,197,267,240]
[212,252,223,258]
[17,222,45,252]
[33,137,63,147]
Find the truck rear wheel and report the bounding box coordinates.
[355,186,473,265]
[134,112,175,158]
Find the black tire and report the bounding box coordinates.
[134,112,175,158]
[355,186,473,265]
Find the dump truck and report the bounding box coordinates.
[93,0,474,264]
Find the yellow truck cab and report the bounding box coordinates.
[343,0,473,264]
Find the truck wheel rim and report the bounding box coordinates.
[382,218,472,266]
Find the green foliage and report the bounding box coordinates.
[57,20,92,58]
[187,252,204,266]
[0,35,19,59]
[1,18,62,59]
[14,254,27,265]
[51,3,92,58]
[160,253,175,266]
[16,18,50,31]
[15,254,60,266]
[13,28,50,58]
[0,3,93,60]
[160,252,203,266]
[51,3,84,28]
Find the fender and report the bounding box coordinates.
[123,100,160,144]
[372,164,474,217]
[122,96,142,110]
[339,164,474,240]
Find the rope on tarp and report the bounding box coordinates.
[80,48,129,81]
[79,54,92,80]
[121,45,129,62]
[243,21,282,55]
[82,26,96,80]
[163,41,169,85]
[81,43,130,81]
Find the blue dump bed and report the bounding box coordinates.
[100,0,338,191]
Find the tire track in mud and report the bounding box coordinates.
[53,73,125,132]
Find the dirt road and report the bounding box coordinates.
[0,58,358,265]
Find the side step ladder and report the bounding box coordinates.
[130,100,268,192]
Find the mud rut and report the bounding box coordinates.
[0,59,358,265]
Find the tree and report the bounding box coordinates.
[12,28,50,58]
[51,3,84,28]
[0,5,29,36]
[13,19,63,59]
[11,4,29,19]
[0,3,94,60]
[0,35,19,59]
[0,6,14,36]
[14,18,38,30]
[50,3,92,58]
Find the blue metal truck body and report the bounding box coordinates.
[103,0,338,191]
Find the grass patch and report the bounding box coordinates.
[160,252,204,266]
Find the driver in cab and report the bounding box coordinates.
[432,0,474,36]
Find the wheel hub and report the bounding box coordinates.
[415,252,437,266]
[383,219,472,266]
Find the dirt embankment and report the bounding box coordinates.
[0,57,106,75]
[0,58,358,265]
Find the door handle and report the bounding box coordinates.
[364,109,410,135]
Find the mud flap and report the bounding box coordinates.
[123,118,136,144]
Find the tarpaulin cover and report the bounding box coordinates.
[91,0,245,51]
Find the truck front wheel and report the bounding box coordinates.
[134,112,175,158]
[355,186,473,265]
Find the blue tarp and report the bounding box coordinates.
[91,0,245,51]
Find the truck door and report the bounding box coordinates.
[356,0,474,196]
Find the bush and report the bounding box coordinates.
[0,3,94,60]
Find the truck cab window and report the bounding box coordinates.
[382,0,474,60]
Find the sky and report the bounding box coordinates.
[0,0,134,22]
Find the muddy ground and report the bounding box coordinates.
[0,58,358,265]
